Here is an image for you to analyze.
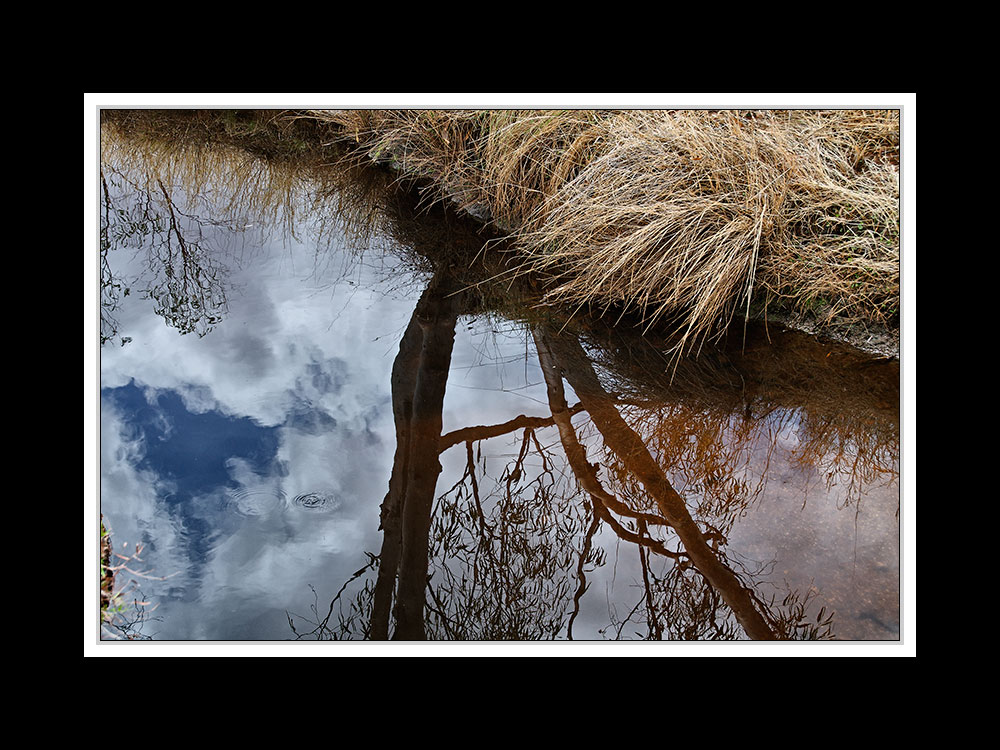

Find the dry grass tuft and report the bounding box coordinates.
[516,111,795,349]
[305,109,616,230]
[512,110,899,353]
[475,109,613,230]
[305,110,491,214]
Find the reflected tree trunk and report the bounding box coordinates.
[534,326,778,641]
[370,312,423,639]
[371,269,465,640]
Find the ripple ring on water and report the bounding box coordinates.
[226,488,286,518]
[291,491,340,512]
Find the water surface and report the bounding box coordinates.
[97,126,901,644]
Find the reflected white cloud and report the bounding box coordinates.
[100,226,421,639]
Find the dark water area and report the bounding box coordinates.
[94,126,905,648]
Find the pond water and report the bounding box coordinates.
[96,126,903,646]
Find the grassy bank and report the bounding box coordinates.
[305,109,900,355]
[100,108,900,357]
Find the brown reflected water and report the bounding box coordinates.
[98,111,901,643]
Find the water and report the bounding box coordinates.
[95,127,902,645]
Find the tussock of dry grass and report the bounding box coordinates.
[309,108,899,354]
[308,110,490,213]
[306,109,615,226]
[476,110,612,229]
[518,111,797,348]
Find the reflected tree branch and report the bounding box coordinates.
[437,406,583,453]
[638,545,664,640]
[566,500,601,640]
[534,325,780,640]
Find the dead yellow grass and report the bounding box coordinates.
[512,110,899,351]
[309,109,899,354]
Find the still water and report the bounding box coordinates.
[97,130,901,644]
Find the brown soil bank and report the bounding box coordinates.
[304,109,900,358]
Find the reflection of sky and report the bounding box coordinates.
[102,380,282,577]
[99,205,419,639]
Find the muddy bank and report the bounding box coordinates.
[763,309,899,359]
